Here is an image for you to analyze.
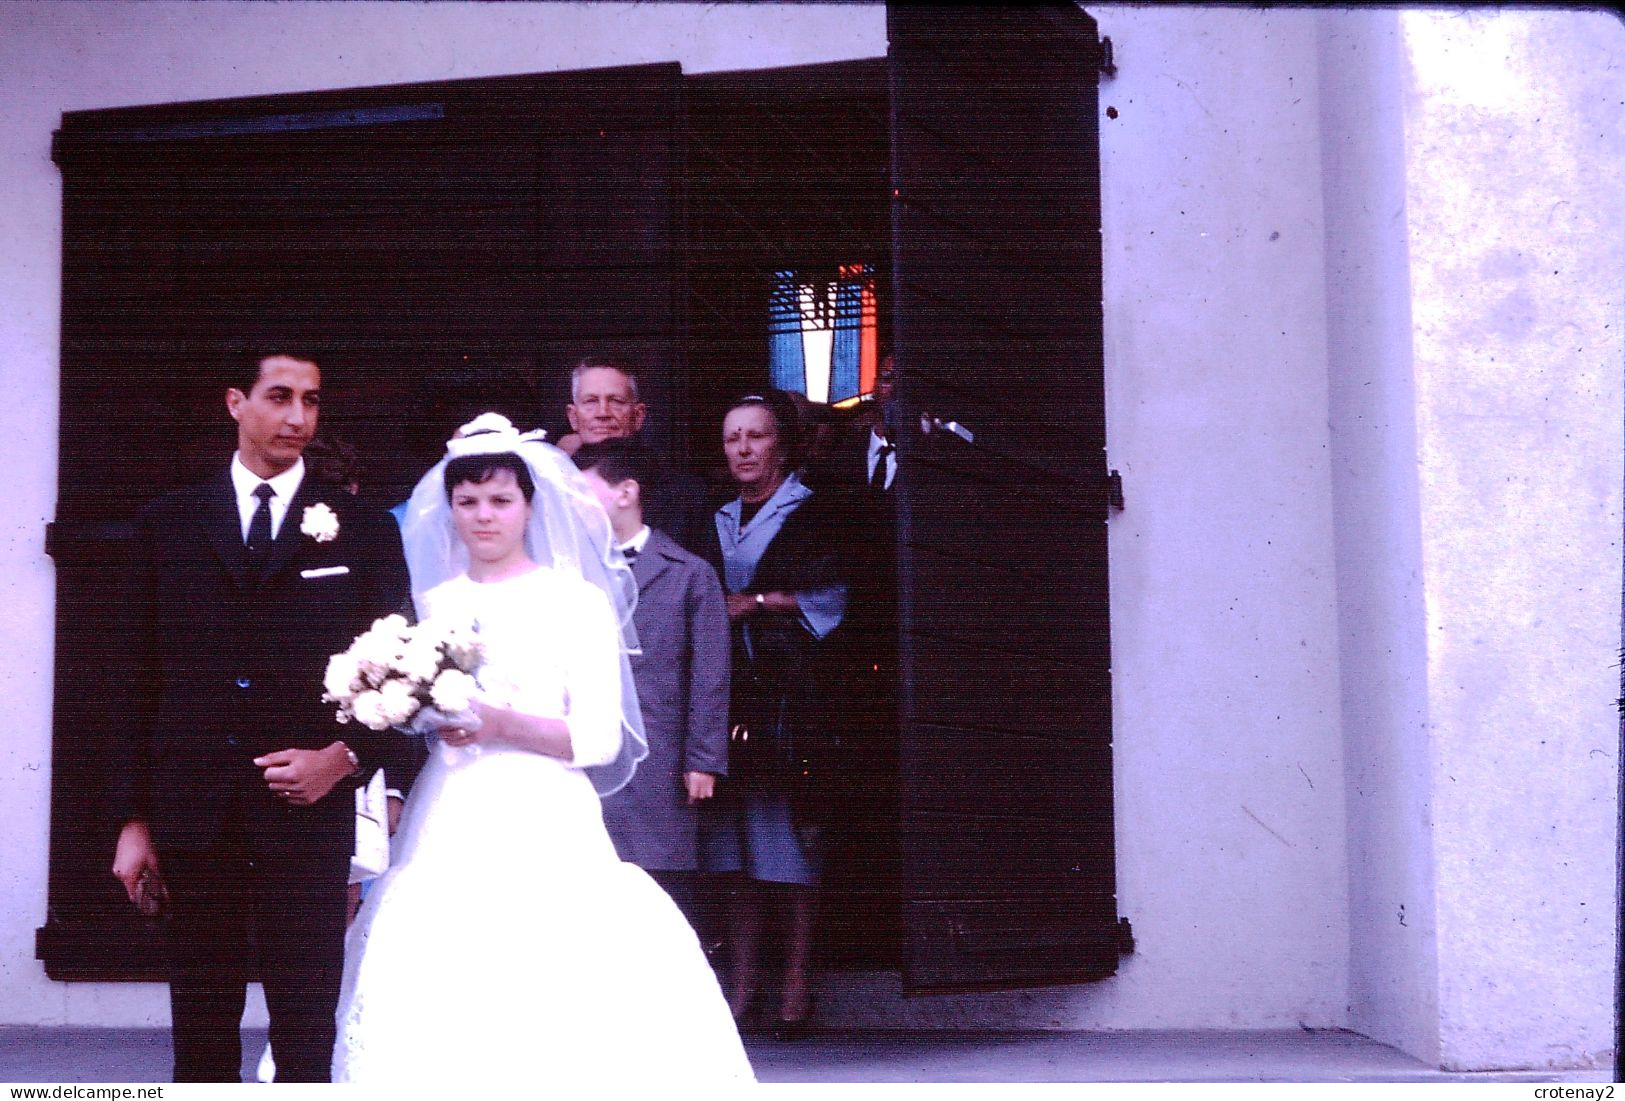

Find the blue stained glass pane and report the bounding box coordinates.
[768,271,806,394]
[830,273,863,404]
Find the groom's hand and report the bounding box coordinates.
[112,820,159,903]
[255,742,355,806]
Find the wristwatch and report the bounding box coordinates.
[339,744,362,776]
[755,592,766,610]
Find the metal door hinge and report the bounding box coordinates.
[1107,470,1125,511]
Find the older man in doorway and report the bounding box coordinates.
[555,357,710,553]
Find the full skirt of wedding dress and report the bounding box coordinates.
[333,741,755,1085]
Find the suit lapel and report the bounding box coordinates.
[200,470,252,588]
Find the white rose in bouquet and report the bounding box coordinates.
[430,668,478,714]
[376,678,420,727]
[323,652,362,700]
[359,614,407,645]
[440,623,484,668]
[355,624,410,675]
[397,635,443,684]
[351,689,391,731]
[373,613,409,636]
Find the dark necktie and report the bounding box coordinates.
[622,545,639,562]
[246,482,274,563]
[870,443,894,490]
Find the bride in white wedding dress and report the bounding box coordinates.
[333,416,754,1085]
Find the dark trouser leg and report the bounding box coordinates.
[250,821,350,1084]
[160,842,251,1083]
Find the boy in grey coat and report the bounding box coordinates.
[575,439,730,921]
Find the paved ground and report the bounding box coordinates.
[0,1026,1613,1084]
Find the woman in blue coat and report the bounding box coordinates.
[701,389,847,1031]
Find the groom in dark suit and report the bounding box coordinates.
[110,347,412,1082]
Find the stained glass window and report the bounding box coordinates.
[768,263,878,407]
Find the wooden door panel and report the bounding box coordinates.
[895,374,1109,485]
[904,897,1122,992]
[902,503,1104,569]
[894,174,1101,246]
[905,815,1114,893]
[904,646,1109,733]
[890,2,1120,992]
[906,724,1115,822]
[903,553,1107,656]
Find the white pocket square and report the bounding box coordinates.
[300,565,350,579]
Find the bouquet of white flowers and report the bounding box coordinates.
[323,614,485,734]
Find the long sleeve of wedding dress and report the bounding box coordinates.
[547,579,623,770]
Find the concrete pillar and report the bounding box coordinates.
[1401,9,1622,1072]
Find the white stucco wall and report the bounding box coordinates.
[0,1,1617,1070]
[1086,5,1353,1029]
[1400,10,1622,1071]
[1314,8,1620,1071]
[1318,10,1442,1061]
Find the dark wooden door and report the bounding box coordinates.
[888,3,1122,992]
[41,64,680,978]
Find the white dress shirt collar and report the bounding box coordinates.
[618,524,653,557]
[230,454,306,541]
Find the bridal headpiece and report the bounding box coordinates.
[398,413,647,795]
[444,412,548,456]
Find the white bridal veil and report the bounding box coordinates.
[397,413,647,796]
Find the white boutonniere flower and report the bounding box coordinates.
[300,502,340,543]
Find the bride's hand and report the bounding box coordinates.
[440,700,499,748]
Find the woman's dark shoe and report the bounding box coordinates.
[771,991,815,1039]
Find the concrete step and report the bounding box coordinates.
[0,1026,1612,1083]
